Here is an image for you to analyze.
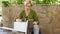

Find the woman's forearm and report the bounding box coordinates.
[16,18,22,22]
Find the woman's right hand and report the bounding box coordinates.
[16,18,22,22]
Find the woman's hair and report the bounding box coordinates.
[24,0,32,6]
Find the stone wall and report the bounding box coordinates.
[2,5,60,34]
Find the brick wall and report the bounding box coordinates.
[2,5,60,34]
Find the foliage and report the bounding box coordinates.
[32,0,58,4]
[2,1,10,7]
[32,0,40,4]
[12,0,25,5]
[1,0,60,6]
[42,0,57,4]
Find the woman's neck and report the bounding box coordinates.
[25,8,30,16]
[25,8,30,12]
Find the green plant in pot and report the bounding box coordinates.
[2,1,10,7]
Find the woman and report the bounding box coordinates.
[16,0,40,34]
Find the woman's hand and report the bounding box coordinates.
[16,18,22,22]
[33,21,38,25]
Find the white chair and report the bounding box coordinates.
[14,21,28,34]
[0,21,28,34]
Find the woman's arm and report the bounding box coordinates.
[33,10,40,25]
[16,11,23,22]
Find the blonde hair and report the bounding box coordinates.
[24,0,32,6]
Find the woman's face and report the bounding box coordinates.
[25,2,31,9]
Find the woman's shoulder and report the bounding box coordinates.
[31,9,35,12]
[31,9,36,14]
[20,10,25,13]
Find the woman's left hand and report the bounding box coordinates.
[33,21,38,25]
